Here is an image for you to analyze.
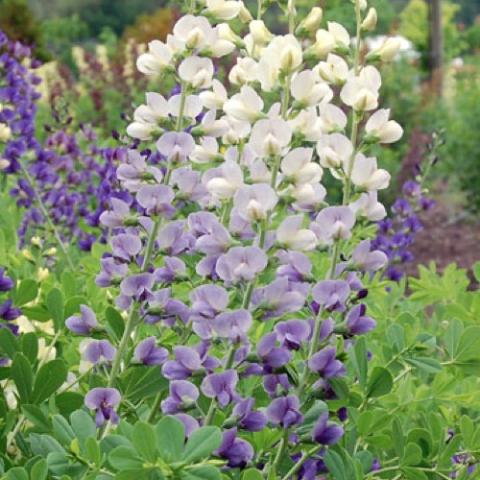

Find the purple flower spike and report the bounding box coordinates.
[312,280,350,312]
[275,319,311,350]
[85,387,121,427]
[134,337,168,365]
[308,346,345,379]
[266,395,304,428]
[213,309,252,340]
[232,398,267,432]
[352,240,388,272]
[66,305,98,335]
[312,413,344,445]
[201,370,238,407]
[216,246,268,283]
[216,429,254,468]
[0,268,14,292]
[346,304,376,335]
[161,380,199,414]
[83,340,116,364]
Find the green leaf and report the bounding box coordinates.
[444,319,463,360]
[181,465,221,480]
[55,392,84,416]
[297,400,328,435]
[351,337,368,389]
[14,279,38,306]
[405,357,442,374]
[366,367,393,398]
[401,443,422,466]
[241,469,263,480]
[155,416,185,462]
[323,450,347,480]
[132,421,157,462]
[30,459,48,480]
[105,306,125,341]
[121,366,168,402]
[473,262,480,283]
[11,353,33,404]
[30,433,65,456]
[456,326,480,362]
[32,359,68,404]
[52,414,75,445]
[61,271,77,298]
[64,295,88,319]
[108,446,144,471]
[71,410,96,445]
[401,467,428,480]
[0,327,19,358]
[22,404,51,432]
[21,332,38,364]
[5,467,29,480]
[85,436,102,466]
[183,426,222,462]
[46,288,65,330]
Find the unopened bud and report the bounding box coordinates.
[361,7,377,31]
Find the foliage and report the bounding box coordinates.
[123,8,175,45]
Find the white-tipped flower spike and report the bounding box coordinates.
[318,104,348,133]
[350,191,386,221]
[315,54,350,85]
[369,37,402,62]
[249,20,274,45]
[126,92,169,140]
[136,40,173,76]
[204,160,244,200]
[362,7,377,32]
[179,56,214,89]
[365,109,403,144]
[350,153,390,191]
[297,7,323,33]
[281,148,323,185]
[340,65,381,111]
[199,79,228,110]
[317,134,353,169]
[224,85,264,123]
[249,118,292,158]
[229,57,259,85]
[277,215,318,251]
[291,70,333,107]
[206,0,242,20]
[234,183,278,222]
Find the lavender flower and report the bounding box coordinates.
[0,269,14,292]
[85,387,121,427]
[308,347,345,379]
[312,280,350,312]
[134,337,168,365]
[216,429,254,468]
[346,304,376,335]
[231,398,267,432]
[216,246,268,283]
[66,305,98,335]
[266,395,304,428]
[161,380,199,414]
[201,370,239,407]
[83,340,116,364]
[312,413,344,445]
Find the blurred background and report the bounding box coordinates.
[1,0,479,274]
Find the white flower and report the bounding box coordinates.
[206,0,242,20]
[126,92,169,140]
[249,20,273,44]
[317,133,353,169]
[249,118,292,157]
[328,22,350,49]
[168,94,203,118]
[340,65,381,111]
[315,54,349,85]
[199,79,228,110]
[38,338,57,363]
[224,85,264,123]
[281,147,323,184]
[350,153,390,191]
[291,182,327,211]
[318,104,348,133]
[234,183,278,221]
[217,23,243,45]
[248,159,271,183]
[200,110,229,137]
[365,109,403,143]
[191,137,219,164]
[179,56,214,89]
[210,28,236,57]
[350,191,386,221]
[288,108,324,142]
[291,70,333,107]
[298,7,323,33]
[229,57,258,85]
[204,160,244,199]
[311,29,335,58]
[369,37,402,61]
[0,123,11,142]
[238,1,253,22]
[173,15,213,50]
[277,215,318,251]
[136,40,173,76]
[222,116,252,145]
[362,7,377,31]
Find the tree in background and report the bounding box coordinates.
[123,8,174,45]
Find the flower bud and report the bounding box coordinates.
[369,37,402,62]
[206,0,242,20]
[217,23,243,46]
[0,123,11,142]
[361,7,377,31]
[239,1,253,22]
[249,20,273,44]
[37,268,49,281]
[298,7,323,33]
[0,159,10,171]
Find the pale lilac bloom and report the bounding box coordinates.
[266,395,304,428]
[232,398,267,432]
[171,167,208,203]
[233,183,278,222]
[201,370,239,407]
[96,257,128,287]
[257,333,291,369]
[213,309,252,340]
[117,150,162,191]
[154,257,186,283]
[99,198,131,228]
[161,380,199,414]
[312,413,344,445]
[117,273,154,309]
[66,305,98,335]
[308,346,345,378]
[351,240,388,272]
[216,246,268,283]
[134,337,168,365]
[276,251,312,282]
[216,429,254,468]
[145,288,190,326]
[157,221,194,255]
[156,131,195,164]
[83,340,116,364]
[85,387,121,427]
[312,280,350,312]
[174,413,199,437]
[275,319,311,350]
[194,223,231,255]
[346,304,376,335]
[137,184,175,216]
[162,346,204,380]
[111,234,142,262]
[310,206,356,244]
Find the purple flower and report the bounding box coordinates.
[263,374,290,397]
[346,304,376,335]
[312,280,350,312]
[66,305,98,335]
[351,240,388,272]
[257,333,291,369]
[266,395,304,428]
[118,273,154,309]
[85,387,121,427]
[189,285,229,337]
[99,198,131,228]
[145,288,190,326]
[216,429,254,468]
[111,234,142,262]
[201,370,238,407]
[213,309,252,340]
[161,380,199,414]
[134,337,168,365]
[137,184,175,217]
[312,413,344,445]
[174,413,199,437]
[157,221,193,256]
[96,257,128,287]
[308,347,345,379]
[310,206,356,244]
[0,300,21,321]
[276,251,312,282]
[216,246,268,283]
[156,131,195,164]
[275,319,311,350]
[162,346,203,380]
[232,398,267,432]
[83,340,116,364]
[0,269,14,292]
[154,257,186,283]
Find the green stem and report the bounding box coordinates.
[267,430,290,479]
[147,392,163,423]
[18,159,74,270]
[6,414,25,451]
[257,0,262,19]
[280,445,322,480]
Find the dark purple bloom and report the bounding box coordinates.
[85,387,121,427]
[263,373,290,397]
[161,380,199,414]
[232,398,267,432]
[266,395,303,428]
[312,413,344,445]
[66,305,98,335]
[308,346,345,379]
[257,333,291,369]
[0,300,21,321]
[83,340,116,364]
[134,337,168,365]
[201,370,238,407]
[0,268,14,292]
[216,429,254,468]
[346,304,376,335]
